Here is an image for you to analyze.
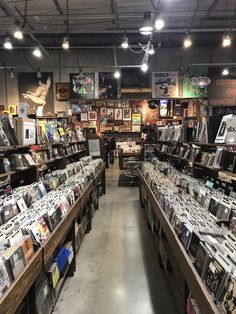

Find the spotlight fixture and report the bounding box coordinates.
[141,62,148,72]
[183,34,192,48]
[10,69,15,79]
[3,37,13,50]
[222,33,231,47]
[13,29,23,40]
[33,47,42,58]
[155,18,165,31]
[37,71,42,78]
[222,67,229,76]
[62,37,69,50]
[114,70,121,79]
[148,43,155,55]
[121,37,129,49]
[139,11,153,34]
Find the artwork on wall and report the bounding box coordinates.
[121,69,149,90]
[100,116,108,125]
[132,113,142,132]
[70,73,97,99]
[159,99,173,118]
[80,112,88,121]
[100,107,107,116]
[152,72,178,98]
[123,108,131,120]
[114,108,122,120]
[183,69,208,98]
[88,111,97,121]
[56,82,69,101]
[98,72,118,99]
[18,72,54,117]
[107,108,114,119]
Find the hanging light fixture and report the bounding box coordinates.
[222,33,232,47]
[139,11,153,35]
[37,70,42,78]
[10,69,15,79]
[113,47,121,79]
[121,36,129,49]
[183,34,192,48]
[114,70,121,79]
[155,18,165,31]
[148,43,155,55]
[4,37,13,50]
[33,47,42,58]
[141,63,148,72]
[14,29,23,40]
[62,37,70,50]
[222,67,229,76]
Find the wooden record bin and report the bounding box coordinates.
[0,140,106,314]
[138,168,220,314]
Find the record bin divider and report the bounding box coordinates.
[138,168,219,314]
[0,163,106,314]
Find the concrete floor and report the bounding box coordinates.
[54,162,178,314]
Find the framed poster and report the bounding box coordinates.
[100,107,107,116]
[88,139,100,157]
[152,72,178,98]
[98,72,118,99]
[123,108,131,121]
[88,111,97,121]
[18,72,54,117]
[183,70,208,98]
[121,69,149,89]
[56,82,69,101]
[107,108,114,119]
[80,112,88,122]
[114,108,122,120]
[132,113,141,132]
[70,73,97,99]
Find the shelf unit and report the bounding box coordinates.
[0,164,106,314]
[138,168,219,314]
[0,140,88,188]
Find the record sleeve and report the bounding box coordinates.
[220,275,236,314]
[194,242,212,278]
[0,259,12,297]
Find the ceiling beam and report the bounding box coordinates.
[53,0,63,15]
[200,0,220,26]
[0,0,12,17]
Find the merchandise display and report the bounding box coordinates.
[140,159,236,313]
[0,156,103,299]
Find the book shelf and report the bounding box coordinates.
[0,163,106,314]
[138,169,219,314]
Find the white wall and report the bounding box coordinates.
[0,46,236,112]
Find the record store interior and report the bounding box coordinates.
[1,0,236,313]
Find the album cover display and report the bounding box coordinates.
[220,275,236,314]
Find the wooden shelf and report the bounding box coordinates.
[0,171,16,178]
[65,149,87,158]
[0,249,43,314]
[138,169,219,314]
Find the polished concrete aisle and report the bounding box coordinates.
[54,163,178,314]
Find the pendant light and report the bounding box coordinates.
[139,11,153,35]
[62,0,70,50]
[33,47,42,58]
[222,33,232,47]
[14,29,23,40]
[4,37,13,50]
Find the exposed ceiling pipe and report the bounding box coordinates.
[190,63,236,67]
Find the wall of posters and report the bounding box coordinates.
[98,72,117,99]
[18,72,54,117]
[152,72,178,98]
[183,69,208,98]
[70,73,98,99]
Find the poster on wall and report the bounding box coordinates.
[121,69,149,90]
[18,72,54,117]
[152,72,178,98]
[123,108,131,121]
[98,72,118,99]
[88,111,97,121]
[70,73,98,99]
[208,68,236,106]
[183,69,208,97]
[107,108,114,119]
[114,108,122,120]
[132,113,141,132]
[56,82,69,101]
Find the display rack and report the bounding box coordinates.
[0,163,106,314]
[138,168,219,314]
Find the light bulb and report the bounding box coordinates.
[62,37,70,50]
[121,37,129,49]
[4,37,13,50]
[141,63,148,72]
[148,44,155,55]
[33,47,42,58]
[14,30,23,40]
[139,11,153,34]
[183,36,192,48]
[114,70,121,79]
[155,18,165,31]
[222,34,231,47]
[222,68,229,76]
